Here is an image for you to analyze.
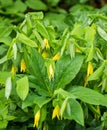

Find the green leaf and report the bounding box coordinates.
[13,43,17,60]
[6,0,27,14]
[39,106,47,126]
[22,93,35,109]
[0,120,8,129]
[0,26,13,37]
[6,115,16,121]
[47,0,60,6]
[86,45,94,62]
[60,98,68,119]
[13,0,27,12]
[54,88,76,99]
[28,12,44,20]
[35,21,49,40]
[16,76,29,100]
[0,0,13,7]
[17,33,38,47]
[0,72,12,84]
[26,0,47,11]
[33,96,51,108]
[5,77,12,99]
[97,26,107,41]
[89,14,107,21]
[80,0,88,3]
[33,30,45,49]
[53,54,84,89]
[22,93,51,108]
[60,28,70,56]
[69,86,107,106]
[88,61,105,81]
[85,25,96,45]
[0,56,7,64]
[71,23,85,42]
[63,98,84,126]
[27,49,50,95]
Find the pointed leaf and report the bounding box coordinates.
[5,77,12,99]
[53,54,84,89]
[13,43,17,60]
[85,26,96,45]
[63,98,84,126]
[88,61,105,81]
[86,45,94,62]
[60,28,70,56]
[22,93,51,108]
[16,76,29,100]
[69,86,107,106]
[27,49,49,93]
[0,56,7,64]
[0,72,12,84]
[97,26,107,41]
[60,98,68,119]
[17,33,38,47]
[35,21,49,39]
[54,88,76,99]
[26,0,47,10]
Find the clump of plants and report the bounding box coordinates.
[1,1,107,130]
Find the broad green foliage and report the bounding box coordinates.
[1,1,107,130]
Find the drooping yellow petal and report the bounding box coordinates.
[52,53,60,61]
[49,64,54,80]
[75,48,81,53]
[20,59,26,72]
[42,51,49,58]
[34,110,40,128]
[11,65,16,74]
[87,62,93,77]
[44,38,50,50]
[52,105,60,120]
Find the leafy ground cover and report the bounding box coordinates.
[1,0,107,130]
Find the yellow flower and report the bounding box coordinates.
[44,38,50,50]
[34,110,40,128]
[20,59,26,72]
[42,51,49,58]
[49,64,54,80]
[87,62,93,77]
[52,53,60,61]
[52,105,60,120]
[75,48,81,53]
[11,65,16,74]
